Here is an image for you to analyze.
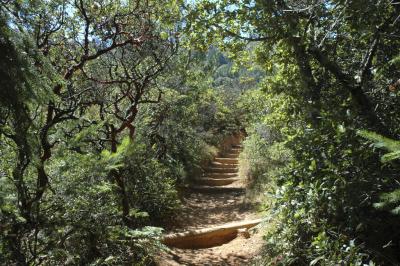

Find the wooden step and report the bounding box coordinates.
[222,153,239,159]
[231,144,243,149]
[194,178,240,186]
[162,218,262,249]
[206,167,238,173]
[229,149,241,154]
[210,162,238,168]
[205,173,238,179]
[214,158,238,164]
[188,185,245,194]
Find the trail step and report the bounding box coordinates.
[188,185,245,194]
[221,153,239,159]
[214,158,238,164]
[194,178,240,186]
[204,173,238,179]
[206,167,238,173]
[231,144,243,149]
[162,218,262,249]
[228,151,241,155]
[210,162,238,168]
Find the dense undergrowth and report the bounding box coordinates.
[235,38,400,266]
[198,1,400,265]
[238,88,400,265]
[0,2,251,264]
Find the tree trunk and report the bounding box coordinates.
[308,46,391,137]
[110,125,131,226]
[288,36,321,126]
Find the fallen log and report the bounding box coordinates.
[162,218,262,249]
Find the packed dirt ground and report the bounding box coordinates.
[156,144,264,265]
[158,191,264,265]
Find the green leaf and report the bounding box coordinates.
[309,160,317,171]
[310,256,325,265]
[160,31,169,40]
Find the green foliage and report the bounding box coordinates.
[186,0,400,264]
[3,0,400,265]
[0,1,185,264]
[359,131,400,216]
[121,141,181,220]
[374,190,400,215]
[358,131,400,163]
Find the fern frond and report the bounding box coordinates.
[358,131,400,215]
[358,130,400,158]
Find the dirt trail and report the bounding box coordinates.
[156,144,264,265]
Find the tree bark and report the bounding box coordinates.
[288,36,321,126]
[109,125,131,226]
[308,46,391,137]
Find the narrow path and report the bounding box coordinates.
[156,144,263,265]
